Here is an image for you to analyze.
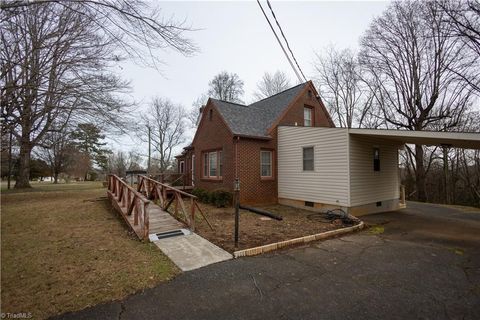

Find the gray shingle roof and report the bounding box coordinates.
[211,82,307,138]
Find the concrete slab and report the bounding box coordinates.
[153,233,232,271]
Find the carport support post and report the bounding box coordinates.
[234,178,240,248]
[442,145,451,204]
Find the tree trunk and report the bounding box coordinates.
[415,144,427,202]
[54,172,59,184]
[15,140,32,188]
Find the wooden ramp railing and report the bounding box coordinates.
[107,174,151,239]
[137,175,213,232]
[152,173,187,187]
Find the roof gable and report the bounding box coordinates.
[211,82,308,139]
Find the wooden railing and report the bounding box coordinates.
[108,174,151,239]
[137,175,212,232]
[149,173,188,187]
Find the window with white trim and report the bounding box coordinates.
[202,150,223,179]
[209,152,217,177]
[203,153,208,177]
[219,151,223,177]
[260,150,272,177]
[303,147,314,171]
[304,107,313,127]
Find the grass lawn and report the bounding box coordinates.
[1,181,178,319]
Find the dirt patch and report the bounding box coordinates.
[184,203,351,252]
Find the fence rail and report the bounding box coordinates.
[137,175,213,231]
[107,174,151,239]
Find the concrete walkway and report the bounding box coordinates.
[153,233,232,271]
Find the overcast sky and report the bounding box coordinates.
[109,0,390,157]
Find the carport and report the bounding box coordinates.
[277,127,480,216]
[348,129,480,149]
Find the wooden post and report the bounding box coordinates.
[442,145,451,204]
[134,199,139,225]
[234,178,240,248]
[174,193,178,217]
[190,197,195,232]
[143,201,150,239]
[127,194,136,216]
[162,187,167,209]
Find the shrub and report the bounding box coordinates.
[191,187,232,207]
[211,189,232,208]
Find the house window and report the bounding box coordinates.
[203,153,208,176]
[219,151,223,177]
[260,150,272,177]
[179,161,185,174]
[209,109,213,121]
[303,147,314,171]
[304,107,313,127]
[209,152,217,176]
[373,148,380,171]
[202,150,223,179]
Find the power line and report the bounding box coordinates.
[265,0,308,83]
[256,0,303,83]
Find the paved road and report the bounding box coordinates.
[54,202,480,320]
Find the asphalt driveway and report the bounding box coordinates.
[54,202,480,320]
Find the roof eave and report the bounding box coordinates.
[233,133,272,140]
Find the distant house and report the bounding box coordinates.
[177,81,480,215]
[176,81,334,204]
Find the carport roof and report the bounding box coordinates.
[348,128,480,149]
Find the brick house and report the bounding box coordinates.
[176,81,334,205]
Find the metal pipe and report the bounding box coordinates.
[239,205,283,221]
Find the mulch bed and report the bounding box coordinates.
[187,203,351,252]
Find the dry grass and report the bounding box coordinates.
[1,182,178,319]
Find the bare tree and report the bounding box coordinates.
[0,4,131,187]
[359,0,478,201]
[314,47,380,128]
[0,0,197,69]
[141,98,187,172]
[188,93,209,127]
[208,71,244,103]
[1,1,197,188]
[253,71,291,100]
[439,0,480,56]
[36,125,76,184]
[106,150,144,177]
[438,0,480,93]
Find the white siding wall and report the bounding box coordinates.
[278,127,350,206]
[349,135,401,206]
